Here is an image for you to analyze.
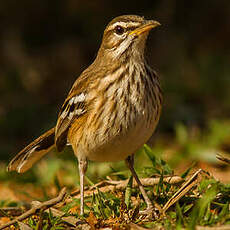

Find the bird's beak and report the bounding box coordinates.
[129,20,161,36]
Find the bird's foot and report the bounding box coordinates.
[139,205,160,220]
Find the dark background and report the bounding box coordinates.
[1,0,230,161]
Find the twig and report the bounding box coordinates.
[0,187,67,230]
[216,153,230,165]
[71,176,184,198]
[116,176,184,189]
[162,169,203,213]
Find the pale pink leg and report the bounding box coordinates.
[78,158,88,215]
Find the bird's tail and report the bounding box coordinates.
[7,127,55,173]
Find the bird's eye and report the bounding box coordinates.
[115,25,125,35]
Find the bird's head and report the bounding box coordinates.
[97,15,160,62]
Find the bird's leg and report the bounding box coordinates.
[125,154,154,212]
[78,157,88,215]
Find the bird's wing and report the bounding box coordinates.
[55,79,88,152]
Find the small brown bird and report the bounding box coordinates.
[8,15,162,215]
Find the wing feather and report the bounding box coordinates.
[54,66,95,151]
[55,90,87,151]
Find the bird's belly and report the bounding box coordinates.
[85,116,157,162]
[74,81,161,162]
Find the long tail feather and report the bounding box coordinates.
[7,127,55,173]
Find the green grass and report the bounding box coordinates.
[1,119,230,229]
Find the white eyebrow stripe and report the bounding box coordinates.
[108,21,141,30]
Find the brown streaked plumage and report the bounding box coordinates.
[8,15,162,216]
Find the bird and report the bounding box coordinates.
[7,15,162,215]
